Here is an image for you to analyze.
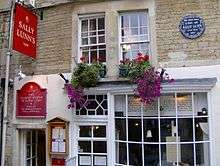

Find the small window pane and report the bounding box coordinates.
[194,92,208,116]
[139,14,147,26]
[130,14,138,27]
[98,36,105,43]
[144,119,159,142]
[94,155,107,166]
[81,20,88,32]
[115,119,126,141]
[196,143,210,165]
[115,142,127,165]
[140,27,147,34]
[26,145,31,158]
[89,31,96,36]
[128,119,142,142]
[131,28,138,35]
[26,159,31,166]
[82,38,88,45]
[91,51,97,62]
[90,37,97,44]
[144,144,159,165]
[160,93,176,117]
[98,50,106,62]
[89,19,96,30]
[128,95,141,117]
[178,118,193,142]
[121,15,129,28]
[94,126,106,137]
[93,141,107,153]
[177,93,192,116]
[115,95,126,117]
[195,118,209,141]
[79,126,91,137]
[27,131,31,144]
[180,144,194,165]
[79,155,92,165]
[78,141,91,153]
[160,119,176,142]
[129,143,142,166]
[98,18,104,30]
[161,144,178,165]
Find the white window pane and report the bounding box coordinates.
[81,20,88,32]
[131,28,138,35]
[98,17,105,30]
[139,14,147,26]
[121,15,129,28]
[140,27,148,35]
[130,14,138,27]
[89,19,96,30]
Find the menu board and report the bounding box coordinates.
[51,127,66,153]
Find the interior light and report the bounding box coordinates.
[135,123,139,126]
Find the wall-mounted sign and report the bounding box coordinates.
[12,3,38,59]
[16,82,46,118]
[179,15,205,39]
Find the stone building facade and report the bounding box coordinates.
[0,0,220,165]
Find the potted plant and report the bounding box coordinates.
[119,58,131,77]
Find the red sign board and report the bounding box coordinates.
[13,3,38,59]
[52,158,65,166]
[16,82,46,118]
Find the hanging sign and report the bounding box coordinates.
[12,3,38,59]
[16,82,46,118]
[179,15,205,39]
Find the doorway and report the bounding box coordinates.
[20,130,46,166]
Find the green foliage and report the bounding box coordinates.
[71,63,105,88]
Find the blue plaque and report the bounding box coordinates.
[179,15,205,39]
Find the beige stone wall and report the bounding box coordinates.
[155,0,220,67]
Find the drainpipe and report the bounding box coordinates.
[1,1,14,165]
[0,85,4,166]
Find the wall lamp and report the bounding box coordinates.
[59,73,69,84]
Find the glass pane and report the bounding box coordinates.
[161,144,178,165]
[94,126,106,138]
[194,92,208,116]
[143,100,158,117]
[86,100,98,109]
[98,36,105,43]
[121,15,129,28]
[91,51,97,62]
[131,28,138,35]
[78,141,91,153]
[98,50,106,62]
[81,32,88,37]
[129,143,142,166]
[89,19,96,30]
[90,37,97,44]
[178,118,193,142]
[79,155,92,165]
[94,155,107,166]
[82,38,88,45]
[93,141,107,153]
[98,18,104,30]
[32,144,36,157]
[115,119,126,141]
[160,119,177,142]
[128,95,141,117]
[143,119,159,142]
[115,95,126,117]
[144,144,159,166]
[128,119,142,142]
[177,93,192,116]
[26,145,31,158]
[180,144,194,166]
[32,131,36,144]
[79,126,91,137]
[195,118,209,141]
[160,93,176,117]
[32,158,36,166]
[196,143,210,166]
[130,14,138,27]
[82,20,88,32]
[27,131,31,144]
[96,94,103,103]
[26,159,31,166]
[140,27,147,35]
[115,142,127,165]
[139,13,147,26]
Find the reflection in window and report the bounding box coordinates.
[114,93,210,165]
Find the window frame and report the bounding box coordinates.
[114,92,211,166]
[78,13,106,64]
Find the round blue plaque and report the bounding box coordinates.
[179,15,205,39]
